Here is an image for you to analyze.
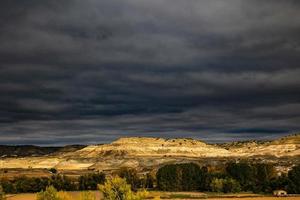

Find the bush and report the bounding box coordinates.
[37,186,74,200]
[222,178,241,193]
[210,178,223,193]
[36,186,61,200]
[210,178,241,193]
[99,176,148,200]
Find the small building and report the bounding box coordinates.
[273,190,287,197]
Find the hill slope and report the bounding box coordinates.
[0,134,299,171]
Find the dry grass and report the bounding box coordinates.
[6,192,300,200]
[209,198,300,200]
[6,191,102,200]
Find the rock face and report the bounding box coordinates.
[0,134,299,171]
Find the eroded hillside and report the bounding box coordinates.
[0,134,299,171]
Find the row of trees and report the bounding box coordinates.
[156,162,300,194]
[1,163,299,196]
[156,163,204,191]
[0,173,105,194]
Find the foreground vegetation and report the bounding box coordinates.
[1,162,300,199]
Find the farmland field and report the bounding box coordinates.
[5,191,300,200]
[6,191,102,200]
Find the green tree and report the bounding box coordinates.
[156,164,180,191]
[226,162,255,191]
[50,175,75,191]
[144,173,155,189]
[156,163,205,191]
[118,168,141,191]
[1,179,16,194]
[99,176,148,200]
[15,176,35,193]
[270,175,289,192]
[287,165,300,193]
[36,186,61,200]
[79,173,105,190]
[226,162,277,193]
[253,163,275,193]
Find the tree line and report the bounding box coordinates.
[156,162,300,194]
[0,163,300,195]
[0,172,105,194]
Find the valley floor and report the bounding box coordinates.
[5,191,300,200]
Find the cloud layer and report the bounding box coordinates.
[0,0,300,145]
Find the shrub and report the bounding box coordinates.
[210,178,241,193]
[99,176,148,200]
[210,178,223,193]
[222,178,241,193]
[37,186,74,200]
[36,186,60,200]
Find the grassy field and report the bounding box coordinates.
[6,191,102,200]
[5,191,300,200]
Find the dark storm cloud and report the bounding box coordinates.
[0,0,300,145]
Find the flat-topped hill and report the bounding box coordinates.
[73,136,230,158]
[0,134,299,171]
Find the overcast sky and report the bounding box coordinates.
[0,0,300,145]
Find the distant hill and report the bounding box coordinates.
[0,145,86,158]
[0,134,299,171]
[218,133,300,147]
[270,134,300,145]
